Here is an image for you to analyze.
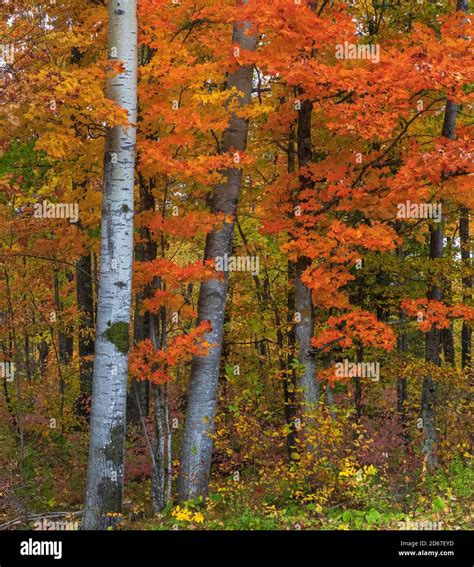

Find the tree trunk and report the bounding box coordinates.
[283,129,298,457]
[442,238,455,366]
[460,209,472,371]
[177,10,257,502]
[284,261,298,456]
[397,320,409,445]
[151,383,166,512]
[295,98,318,420]
[295,255,318,413]
[353,346,363,422]
[53,268,74,365]
[396,246,408,432]
[150,305,172,512]
[127,177,155,425]
[422,223,443,468]
[82,0,137,530]
[76,252,95,417]
[71,29,95,417]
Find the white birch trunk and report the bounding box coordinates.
[82,0,137,530]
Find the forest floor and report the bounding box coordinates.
[1,408,472,532]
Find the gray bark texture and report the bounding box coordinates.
[295,98,318,418]
[177,11,257,502]
[82,0,137,530]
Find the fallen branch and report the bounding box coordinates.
[0,510,82,531]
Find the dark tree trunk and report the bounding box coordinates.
[422,223,443,467]
[354,346,363,422]
[397,323,409,444]
[76,252,95,417]
[460,209,472,372]
[295,98,318,421]
[441,238,455,366]
[396,247,408,431]
[53,268,74,365]
[441,325,455,366]
[127,177,155,425]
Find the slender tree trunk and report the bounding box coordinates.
[456,0,471,374]
[422,223,443,468]
[177,10,257,502]
[151,382,172,512]
[127,177,155,425]
[295,98,318,420]
[82,0,137,530]
[397,320,409,444]
[4,270,24,462]
[76,252,95,417]
[53,268,73,365]
[396,247,408,431]
[150,306,172,512]
[353,346,363,422]
[352,277,366,422]
[151,383,166,512]
[396,332,408,413]
[284,260,298,456]
[38,340,49,376]
[460,208,472,371]
[442,238,455,365]
[441,321,455,366]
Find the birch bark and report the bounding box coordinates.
[82,0,137,529]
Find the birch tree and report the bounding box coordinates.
[82,0,137,530]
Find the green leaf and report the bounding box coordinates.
[433,496,447,512]
[366,508,381,524]
[342,510,353,523]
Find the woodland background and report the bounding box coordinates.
[0,0,473,531]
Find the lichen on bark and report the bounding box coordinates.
[105,321,130,354]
